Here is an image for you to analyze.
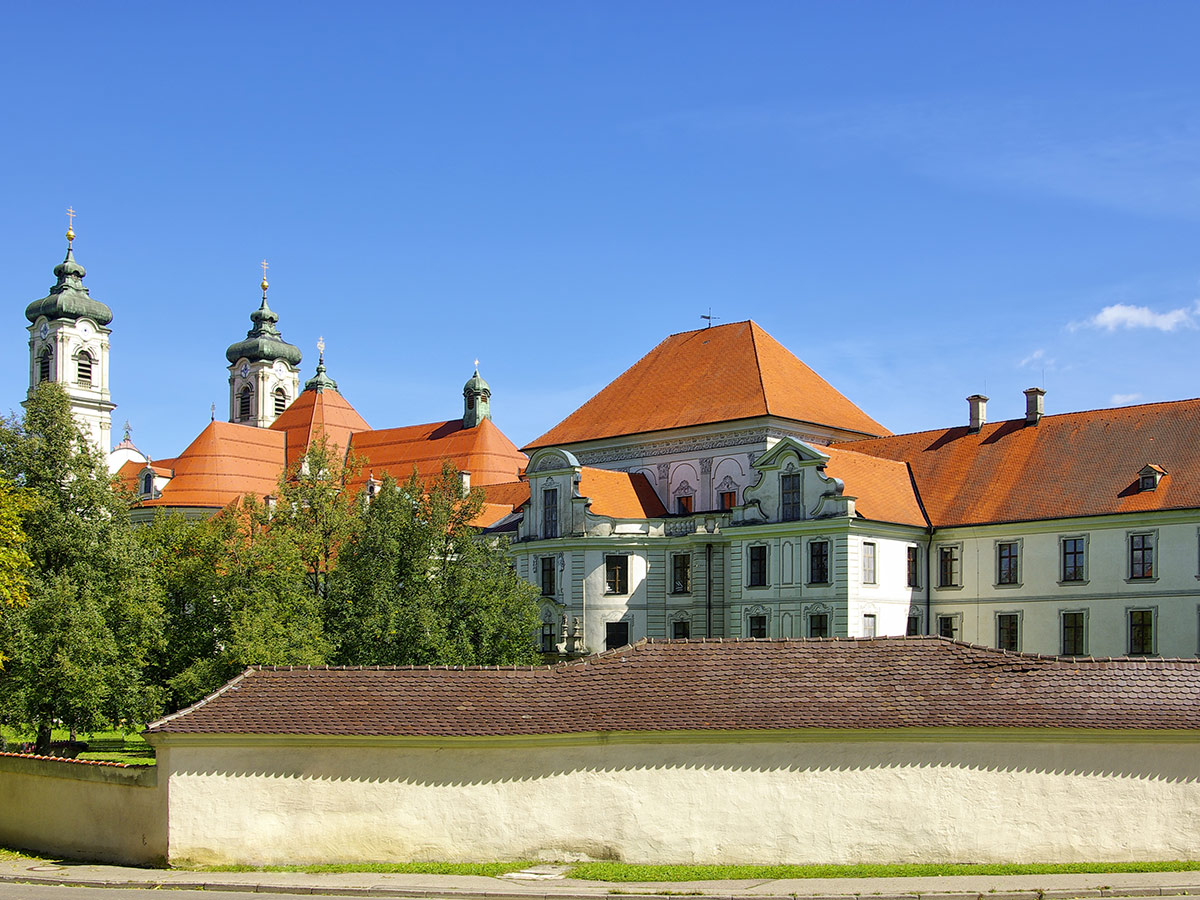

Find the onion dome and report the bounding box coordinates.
[25,245,113,326]
[225,294,303,366]
[463,367,491,398]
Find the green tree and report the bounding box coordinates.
[0,384,164,751]
[327,462,541,667]
[0,475,33,612]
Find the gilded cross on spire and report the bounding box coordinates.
[317,336,325,361]
[474,358,480,371]
[260,259,269,296]
[66,206,76,244]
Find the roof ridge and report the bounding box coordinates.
[748,321,771,418]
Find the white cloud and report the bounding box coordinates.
[1111,393,1143,406]
[1017,348,1055,368]
[1071,300,1200,333]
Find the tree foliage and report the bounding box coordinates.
[327,462,541,667]
[0,384,164,750]
[0,475,34,612]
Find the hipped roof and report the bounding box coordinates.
[147,637,1200,738]
[524,321,889,450]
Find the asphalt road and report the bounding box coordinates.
[0,886,379,900]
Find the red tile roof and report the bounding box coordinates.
[579,467,668,518]
[347,418,526,495]
[269,388,371,471]
[141,422,286,509]
[822,446,926,527]
[525,321,889,450]
[840,399,1200,526]
[147,637,1200,737]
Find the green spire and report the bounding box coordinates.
[304,337,338,393]
[225,268,302,366]
[463,361,491,428]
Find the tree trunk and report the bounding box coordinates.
[34,722,52,755]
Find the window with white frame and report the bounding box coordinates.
[862,542,877,585]
[605,555,628,595]
[781,473,802,521]
[542,488,559,538]
[1061,610,1087,656]
[906,546,920,588]
[996,611,1021,651]
[862,613,877,638]
[540,621,557,653]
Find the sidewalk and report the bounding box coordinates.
[2,855,1199,899]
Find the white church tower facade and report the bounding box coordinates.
[224,262,302,428]
[24,214,117,455]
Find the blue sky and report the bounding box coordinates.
[5,2,1200,457]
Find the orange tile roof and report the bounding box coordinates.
[347,418,526,497]
[471,481,531,528]
[525,320,889,450]
[142,421,286,510]
[269,388,371,471]
[578,467,668,518]
[821,446,926,527]
[840,398,1200,527]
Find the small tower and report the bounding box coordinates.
[25,210,117,454]
[303,337,339,394]
[225,261,302,428]
[463,362,491,428]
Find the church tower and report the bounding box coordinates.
[462,364,491,428]
[225,262,302,428]
[25,212,117,454]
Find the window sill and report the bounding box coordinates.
[994,582,1023,589]
[670,591,693,597]
[1058,579,1089,587]
[806,581,831,587]
[1125,577,1159,585]
[604,592,629,597]
[746,584,771,590]
[935,584,963,591]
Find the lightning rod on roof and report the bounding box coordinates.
[701,308,721,328]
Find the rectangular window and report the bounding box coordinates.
[1062,537,1086,582]
[676,495,693,515]
[996,613,1020,651]
[748,545,767,587]
[906,547,920,588]
[539,557,556,596]
[605,621,630,651]
[540,623,556,653]
[748,615,768,638]
[938,545,960,588]
[781,474,802,521]
[862,542,877,584]
[671,553,691,594]
[605,555,628,595]
[542,488,558,539]
[808,541,829,584]
[863,614,877,638]
[720,490,737,510]
[937,614,958,639]
[1129,609,1155,655]
[906,613,922,636]
[808,613,829,638]
[997,542,1019,585]
[1061,611,1086,655]
[1130,533,1154,579]
[672,619,690,640]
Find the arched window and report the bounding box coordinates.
[274,388,287,417]
[76,351,93,386]
[38,349,52,383]
[238,386,253,421]
[141,473,154,496]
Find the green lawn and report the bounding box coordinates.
[0,726,155,765]
[195,861,535,876]
[565,860,1200,882]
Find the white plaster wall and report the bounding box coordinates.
[0,755,165,865]
[161,737,1200,866]
[847,534,921,637]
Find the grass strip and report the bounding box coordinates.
[565,860,1200,882]
[196,861,536,876]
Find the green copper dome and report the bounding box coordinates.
[25,247,114,326]
[225,297,303,366]
[463,368,490,396]
[304,357,338,393]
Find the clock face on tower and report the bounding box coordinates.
[39,323,48,340]
[239,363,250,378]
[80,323,92,338]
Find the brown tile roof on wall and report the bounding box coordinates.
[841,399,1200,526]
[270,389,371,471]
[579,467,668,518]
[524,321,890,450]
[346,418,526,497]
[146,637,1200,738]
[142,422,286,509]
[821,446,926,527]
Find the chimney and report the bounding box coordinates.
[1024,387,1045,425]
[967,394,988,433]
[459,470,471,496]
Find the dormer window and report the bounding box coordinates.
[38,349,52,383]
[140,472,153,496]
[1138,464,1166,492]
[274,388,287,417]
[76,351,93,386]
[238,386,253,421]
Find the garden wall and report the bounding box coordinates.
[156,734,1200,866]
[0,753,165,865]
